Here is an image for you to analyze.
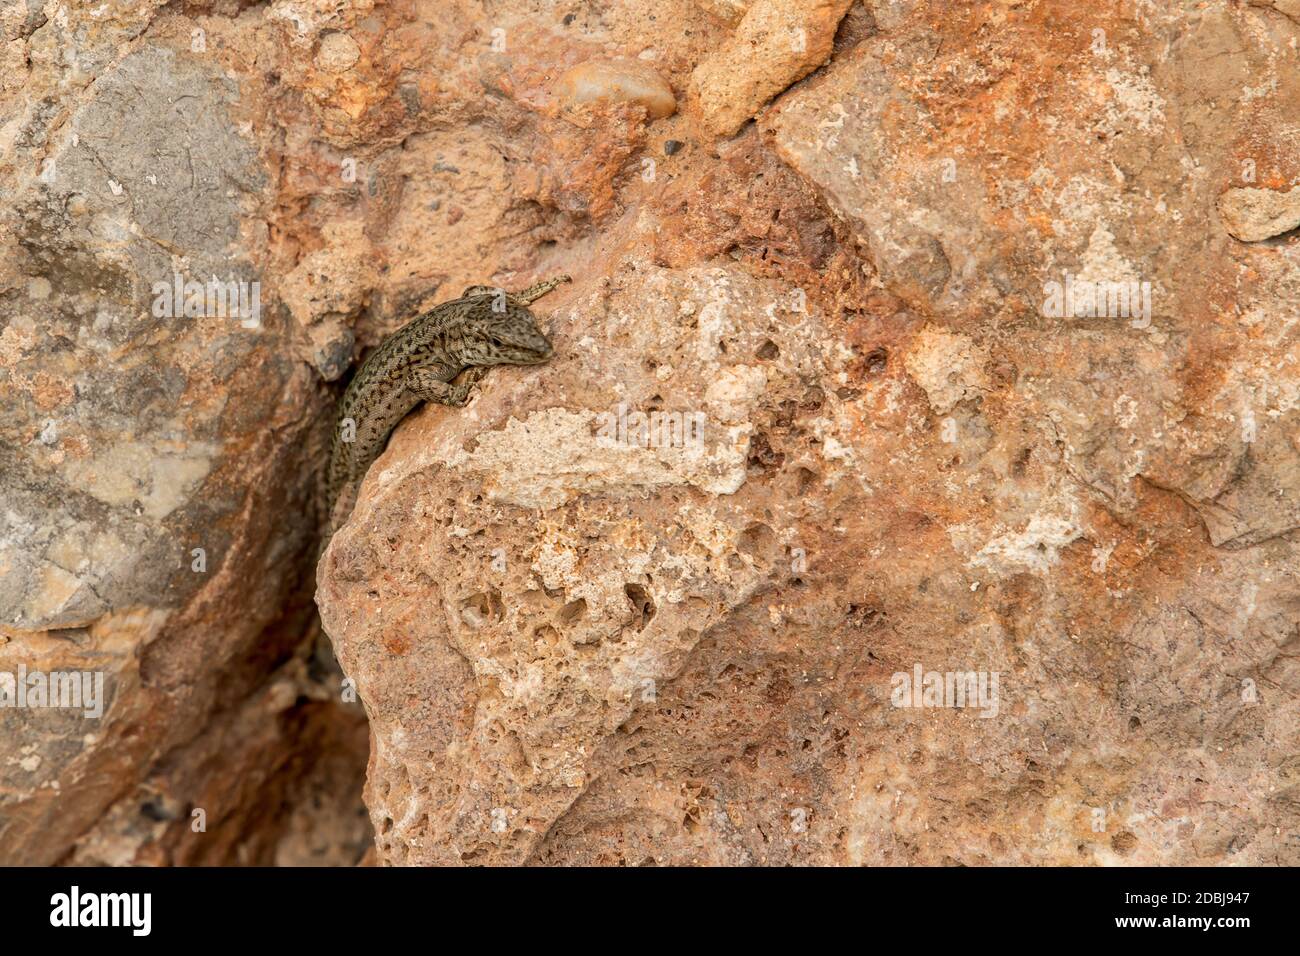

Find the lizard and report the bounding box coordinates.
[322,274,569,539]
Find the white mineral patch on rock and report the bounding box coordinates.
[62,442,216,520]
[444,407,751,509]
[704,365,767,421]
[1103,67,1166,132]
[903,328,989,415]
[968,513,1084,575]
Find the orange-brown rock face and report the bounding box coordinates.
[4,0,1299,866]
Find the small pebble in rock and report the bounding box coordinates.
[316,32,361,73]
[554,58,677,119]
[664,139,684,155]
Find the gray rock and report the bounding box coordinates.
[1,46,274,628]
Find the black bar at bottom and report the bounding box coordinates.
[0,865,1285,942]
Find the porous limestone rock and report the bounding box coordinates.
[4,0,1298,868]
[319,0,1300,866]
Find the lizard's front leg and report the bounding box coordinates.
[407,365,487,407]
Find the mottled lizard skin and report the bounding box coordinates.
[324,275,568,533]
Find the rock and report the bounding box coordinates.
[553,58,677,120]
[696,0,753,23]
[4,0,1300,870]
[280,220,377,379]
[1218,186,1300,242]
[317,263,842,863]
[316,31,361,73]
[0,33,368,864]
[903,328,989,416]
[3,43,270,630]
[317,0,1300,867]
[281,221,376,328]
[1248,0,1300,23]
[687,0,856,137]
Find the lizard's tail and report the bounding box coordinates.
[314,475,359,571]
[315,419,352,563]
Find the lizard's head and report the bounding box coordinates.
[463,301,554,366]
